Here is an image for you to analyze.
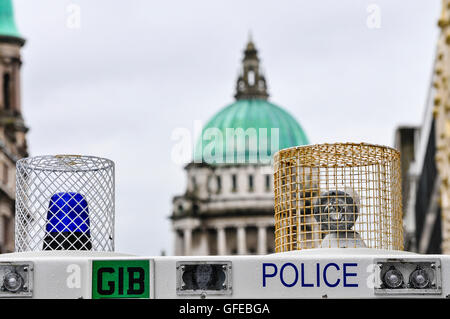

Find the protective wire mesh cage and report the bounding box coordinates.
[273,143,403,252]
[15,155,115,252]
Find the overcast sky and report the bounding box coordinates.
[13,0,440,255]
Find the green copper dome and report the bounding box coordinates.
[194,39,309,164]
[194,99,309,164]
[0,0,20,38]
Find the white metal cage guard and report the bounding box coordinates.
[15,155,115,252]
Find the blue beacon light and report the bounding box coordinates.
[43,192,92,250]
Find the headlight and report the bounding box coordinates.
[0,263,33,297]
[409,267,430,289]
[3,271,24,293]
[382,267,404,289]
[375,259,441,295]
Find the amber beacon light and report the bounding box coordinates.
[274,143,403,252]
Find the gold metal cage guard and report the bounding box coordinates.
[273,143,403,252]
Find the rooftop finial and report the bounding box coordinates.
[234,36,269,100]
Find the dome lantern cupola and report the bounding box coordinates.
[234,36,269,101]
[194,37,309,164]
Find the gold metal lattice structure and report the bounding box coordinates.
[274,143,403,252]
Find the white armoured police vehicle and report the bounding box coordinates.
[0,143,447,299]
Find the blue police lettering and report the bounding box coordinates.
[323,263,340,287]
[301,263,313,287]
[343,263,358,287]
[262,262,358,288]
[262,263,277,287]
[280,263,298,287]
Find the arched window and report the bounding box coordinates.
[248,174,254,192]
[239,80,245,90]
[3,73,11,110]
[231,174,237,192]
[216,175,222,194]
[191,176,197,192]
[3,215,10,250]
[2,162,8,185]
[265,174,271,192]
[248,70,255,86]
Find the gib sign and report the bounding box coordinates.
[92,260,150,299]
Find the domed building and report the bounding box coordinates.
[171,39,308,256]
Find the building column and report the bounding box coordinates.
[183,227,192,256]
[257,225,267,255]
[237,225,247,255]
[199,229,209,255]
[217,226,226,255]
[174,229,183,256]
[0,215,4,252]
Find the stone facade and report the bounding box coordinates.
[436,0,450,253]
[0,29,28,251]
[172,163,275,255]
[398,1,450,254]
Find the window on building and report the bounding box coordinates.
[191,176,197,191]
[3,216,8,246]
[232,174,237,192]
[259,79,265,89]
[216,175,222,194]
[3,163,8,186]
[265,174,271,192]
[3,73,10,110]
[0,215,5,252]
[248,174,254,192]
[248,70,255,86]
